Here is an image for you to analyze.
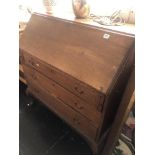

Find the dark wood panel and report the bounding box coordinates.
[25,14,134,48]
[22,51,104,109]
[27,83,97,141]
[20,13,134,93]
[20,13,135,155]
[23,65,102,127]
[97,43,135,140]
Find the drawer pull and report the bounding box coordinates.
[36,63,40,67]
[50,69,55,73]
[74,102,84,110]
[74,87,84,94]
[29,59,39,67]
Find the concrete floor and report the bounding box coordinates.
[19,82,93,155]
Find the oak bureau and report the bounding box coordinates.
[20,12,135,154]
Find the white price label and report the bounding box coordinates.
[103,33,110,39]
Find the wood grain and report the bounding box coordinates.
[22,51,104,109]
[28,83,97,141]
[24,65,102,127]
[20,13,135,155]
[20,13,134,93]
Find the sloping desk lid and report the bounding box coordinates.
[20,13,134,94]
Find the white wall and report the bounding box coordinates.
[19,0,135,23]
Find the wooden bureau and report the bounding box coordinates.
[20,12,135,154]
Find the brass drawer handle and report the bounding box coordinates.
[36,63,40,67]
[29,59,39,67]
[74,87,84,94]
[50,69,55,73]
[74,102,84,110]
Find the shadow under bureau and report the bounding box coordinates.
[20,12,135,155]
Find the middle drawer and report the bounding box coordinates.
[23,65,101,127]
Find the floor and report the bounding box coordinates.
[19,82,93,155]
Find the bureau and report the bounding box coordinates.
[20,12,135,154]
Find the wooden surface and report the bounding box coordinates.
[101,68,135,155]
[22,51,104,108]
[20,13,134,94]
[27,83,97,141]
[97,44,135,140]
[20,13,135,155]
[24,65,102,127]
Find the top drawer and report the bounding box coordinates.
[23,51,105,110]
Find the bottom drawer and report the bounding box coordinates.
[28,83,98,141]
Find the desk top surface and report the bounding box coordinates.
[20,13,135,93]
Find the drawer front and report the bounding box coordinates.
[28,83,97,141]
[23,51,105,111]
[24,65,101,127]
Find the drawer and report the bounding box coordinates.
[23,51,105,111]
[28,83,98,141]
[24,65,101,127]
